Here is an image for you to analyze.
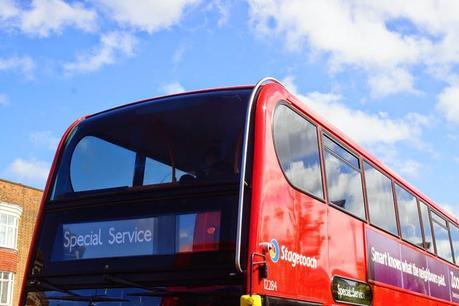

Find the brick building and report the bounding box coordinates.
[0,179,42,306]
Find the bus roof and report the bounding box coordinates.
[87,85,255,119]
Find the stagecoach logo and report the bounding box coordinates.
[269,238,317,269]
[269,239,280,263]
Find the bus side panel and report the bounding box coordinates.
[248,84,331,304]
[327,207,367,281]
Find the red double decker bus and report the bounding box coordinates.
[21,78,459,306]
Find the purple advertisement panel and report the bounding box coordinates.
[427,256,450,301]
[366,227,458,303]
[400,244,428,295]
[366,228,403,288]
[450,266,459,303]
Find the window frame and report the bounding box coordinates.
[271,101,325,202]
[418,200,435,254]
[394,183,423,249]
[0,202,22,251]
[431,210,454,263]
[449,222,459,265]
[363,160,400,238]
[321,132,366,221]
[0,272,14,306]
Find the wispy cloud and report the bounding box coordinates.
[63,31,137,75]
[249,0,459,98]
[283,76,429,147]
[0,94,9,106]
[0,0,97,37]
[162,82,185,95]
[95,0,200,33]
[0,56,35,78]
[437,85,459,125]
[30,131,60,151]
[6,158,50,188]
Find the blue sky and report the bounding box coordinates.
[1,0,459,215]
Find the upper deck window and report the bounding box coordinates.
[395,184,422,247]
[273,104,324,199]
[450,224,459,264]
[323,135,365,219]
[419,201,434,252]
[50,89,251,201]
[364,162,398,236]
[431,212,453,262]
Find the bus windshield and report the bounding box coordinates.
[50,89,251,201]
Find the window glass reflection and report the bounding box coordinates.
[324,151,365,219]
[364,162,397,235]
[395,185,422,246]
[450,224,459,264]
[419,202,434,252]
[273,105,323,199]
[432,212,453,262]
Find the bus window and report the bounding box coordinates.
[273,104,323,199]
[70,136,136,192]
[395,184,422,247]
[323,135,365,219]
[450,224,459,264]
[364,162,398,235]
[431,212,453,262]
[51,89,249,200]
[419,201,435,252]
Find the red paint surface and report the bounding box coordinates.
[246,82,459,305]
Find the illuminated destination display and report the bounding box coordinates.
[52,218,157,261]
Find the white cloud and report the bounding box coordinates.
[0,0,19,21]
[63,31,137,75]
[0,0,97,37]
[437,85,459,125]
[248,0,459,97]
[7,158,50,187]
[96,0,200,33]
[162,82,185,95]
[368,68,419,98]
[0,94,9,106]
[283,76,428,146]
[395,160,421,178]
[0,56,35,78]
[30,131,60,150]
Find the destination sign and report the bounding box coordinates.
[331,276,372,306]
[52,218,157,261]
[366,227,459,303]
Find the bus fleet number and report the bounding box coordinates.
[263,279,278,291]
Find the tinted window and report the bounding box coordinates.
[273,105,323,199]
[395,185,422,246]
[450,224,459,264]
[323,136,365,219]
[432,212,453,262]
[419,201,434,253]
[364,162,397,235]
[70,136,136,192]
[51,89,250,200]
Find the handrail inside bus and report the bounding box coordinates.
[235,77,286,273]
